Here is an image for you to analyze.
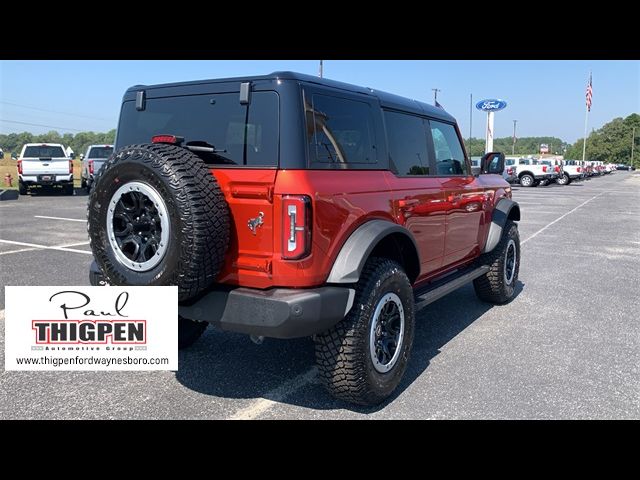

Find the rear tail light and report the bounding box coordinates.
[507,167,515,175]
[17,160,23,175]
[282,195,312,260]
[577,167,582,172]
[69,160,73,174]
[542,165,547,172]
[152,134,184,145]
[555,166,560,173]
[89,160,94,174]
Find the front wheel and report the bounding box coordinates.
[520,174,534,187]
[557,173,571,185]
[314,257,415,406]
[474,220,520,304]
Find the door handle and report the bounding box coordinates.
[399,199,419,208]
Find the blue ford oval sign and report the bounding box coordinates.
[476,99,507,112]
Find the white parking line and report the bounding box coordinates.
[34,215,86,223]
[522,192,604,245]
[0,239,92,255]
[229,367,319,420]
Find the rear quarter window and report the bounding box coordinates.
[305,93,377,166]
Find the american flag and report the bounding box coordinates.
[586,72,593,112]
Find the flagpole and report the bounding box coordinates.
[582,71,592,162]
[581,102,589,162]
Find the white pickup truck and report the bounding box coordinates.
[80,144,113,192]
[505,157,557,187]
[557,160,585,185]
[18,143,74,195]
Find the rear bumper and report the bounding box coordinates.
[180,286,355,339]
[89,261,354,339]
[20,174,73,185]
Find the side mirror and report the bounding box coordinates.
[80,154,85,160]
[11,156,17,161]
[69,153,75,159]
[481,152,505,175]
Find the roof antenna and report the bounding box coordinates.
[319,60,323,78]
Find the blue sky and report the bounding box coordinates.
[1,60,638,143]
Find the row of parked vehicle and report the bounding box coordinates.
[14,143,113,195]
[471,156,619,187]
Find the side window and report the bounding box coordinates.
[383,110,430,175]
[429,120,468,175]
[506,159,515,166]
[306,93,377,165]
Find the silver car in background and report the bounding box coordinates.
[81,144,113,192]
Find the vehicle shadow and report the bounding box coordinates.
[26,187,88,196]
[175,280,524,413]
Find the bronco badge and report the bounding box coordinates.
[247,212,264,235]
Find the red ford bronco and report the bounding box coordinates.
[88,72,521,405]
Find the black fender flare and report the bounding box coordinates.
[483,198,521,254]
[326,220,420,284]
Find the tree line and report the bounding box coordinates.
[565,113,638,164]
[464,136,567,157]
[0,130,116,158]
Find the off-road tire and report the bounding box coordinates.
[178,316,208,349]
[88,144,230,301]
[474,220,520,304]
[314,258,415,406]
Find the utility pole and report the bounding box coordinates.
[512,120,517,154]
[432,88,441,105]
[632,126,636,168]
[319,60,323,78]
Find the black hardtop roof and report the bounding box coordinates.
[126,71,456,122]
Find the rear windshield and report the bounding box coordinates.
[88,146,113,159]
[23,146,65,157]
[116,92,279,167]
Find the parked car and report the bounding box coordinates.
[538,158,563,186]
[473,156,516,182]
[81,144,114,191]
[87,71,521,406]
[505,157,556,187]
[558,160,584,185]
[17,143,73,195]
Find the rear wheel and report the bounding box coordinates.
[64,184,74,195]
[314,258,415,406]
[18,182,27,195]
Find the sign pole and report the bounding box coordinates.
[486,111,494,153]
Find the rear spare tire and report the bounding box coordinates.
[88,144,230,301]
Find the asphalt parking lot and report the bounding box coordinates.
[1,173,639,419]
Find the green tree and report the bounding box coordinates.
[566,113,639,164]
